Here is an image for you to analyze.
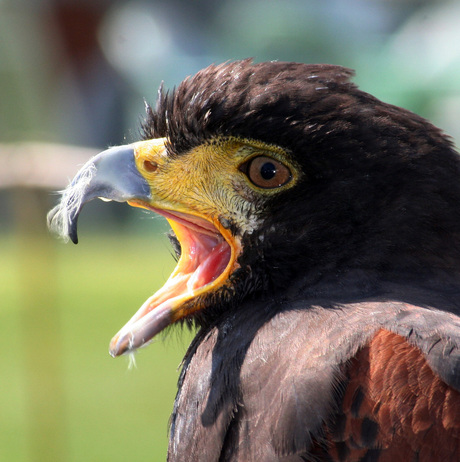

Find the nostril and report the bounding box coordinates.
[143,160,158,172]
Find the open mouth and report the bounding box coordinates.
[45,142,244,357]
[109,202,239,357]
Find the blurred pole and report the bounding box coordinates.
[14,188,67,462]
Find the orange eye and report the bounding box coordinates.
[242,156,291,189]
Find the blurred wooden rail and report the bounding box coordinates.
[0,142,98,189]
[1,142,96,462]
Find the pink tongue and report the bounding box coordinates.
[188,241,231,290]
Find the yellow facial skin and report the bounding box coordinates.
[109,136,301,356]
[132,136,301,233]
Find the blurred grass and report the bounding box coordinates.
[0,229,194,461]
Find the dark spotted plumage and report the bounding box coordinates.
[140,60,460,461]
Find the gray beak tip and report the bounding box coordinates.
[47,144,151,244]
[69,222,79,244]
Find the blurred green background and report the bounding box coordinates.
[1,0,459,461]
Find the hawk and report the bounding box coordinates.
[48,60,460,461]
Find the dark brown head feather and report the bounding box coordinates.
[142,59,358,155]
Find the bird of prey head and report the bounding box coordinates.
[48,59,460,359]
[48,60,460,460]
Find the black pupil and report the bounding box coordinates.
[260,162,277,180]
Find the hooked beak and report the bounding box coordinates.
[48,141,241,357]
[47,145,151,244]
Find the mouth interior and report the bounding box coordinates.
[109,205,233,356]
[160,210,232,303]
